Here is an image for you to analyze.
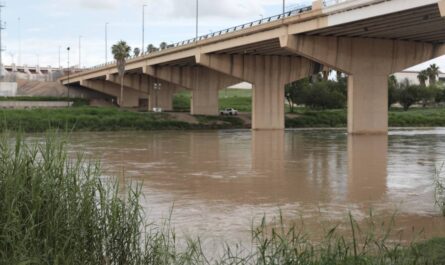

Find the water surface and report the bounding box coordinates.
[64,128,445,245]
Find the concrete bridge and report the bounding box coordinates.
[59,0,445,134]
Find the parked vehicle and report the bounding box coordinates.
[220,108,239,116]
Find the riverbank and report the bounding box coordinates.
[3,106,445,132]
[1,134,444,264]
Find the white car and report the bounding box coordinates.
[220,108,239,116]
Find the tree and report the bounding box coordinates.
[417,70,428,87]
[285,78,311,112]
[111,41,131,106]
[159,42,168,50]
[388,75,399,108]
[427,64,440,85]
[133,47,141,57]
[146,44,157,53]
[399,83,421,111]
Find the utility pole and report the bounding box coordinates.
[105,22,109,62]
[142,4,146,53]
[18,17,21,66]
[67,47,71,105]
[283,0,286,18]
[78,35,82,68]
[195,0,199,41]
[58,46,61,68]
[0,3,6,78]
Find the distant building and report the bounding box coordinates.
[394,70,445,85]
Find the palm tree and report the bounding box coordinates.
[159,42,168,50]
[111,41,131,106]
[146,44,157,53]
[133,47,141,57]
[417,70,428,87]
[427,64,440,85]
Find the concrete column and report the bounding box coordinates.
[196,54,318,129]
[190,68,219,116]
[281,35,445,134]
[148,81,175,111]
[348,74,388,134]
[147,65,240,116]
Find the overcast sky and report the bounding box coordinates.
[2,0,444,72]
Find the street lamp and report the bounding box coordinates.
[282,0,286,19]
[105,22,109,62]
[142,4,147,53]
[78,35,82,69]
[67,47,71,106]
[195,0,198,41]
[154,82,162,112]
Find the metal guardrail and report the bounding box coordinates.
[82,0,355,72]
[83,5,313,72]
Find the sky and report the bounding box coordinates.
[1,0,444,71]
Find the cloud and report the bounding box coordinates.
[50,0,120,10]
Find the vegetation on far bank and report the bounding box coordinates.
[0,96,89,106]
[0,107,245,132]
[1,134,444,264]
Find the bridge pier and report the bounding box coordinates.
[281,35,445,134]
[196,54,319,129]
[146,65,240,116]
[107,74,176,111]
[80,79,143,107]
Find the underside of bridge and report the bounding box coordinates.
[60,0,445,134]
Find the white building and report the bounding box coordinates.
[394,71,445,85]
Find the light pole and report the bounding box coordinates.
[18,17,21,66]
[195,0,199,41]
[283,0,286,18]
[67,47,71,106]
[154,82,161,111]
[142,4,147,53]
[105,22,109,62]
[58,46,61,68]
[78,35,82,69]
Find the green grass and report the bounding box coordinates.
[1,134,444,264]
[0,107,245,132]
[173,89,252,112]
[286,107,445,128]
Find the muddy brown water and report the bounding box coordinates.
[58,128,445,248]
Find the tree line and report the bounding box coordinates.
[285,64,444,112]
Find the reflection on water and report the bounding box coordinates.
[62,129,445,244]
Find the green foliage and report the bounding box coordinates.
[173,89,252,112]
[286,78,346,110]
[388,75,399,108]
[398,83,422,111]
[435,167,445,217]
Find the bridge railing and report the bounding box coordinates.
[323,0,351,7]
[83,5,313,72]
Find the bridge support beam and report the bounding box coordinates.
[439,0,445,17]
[146,65,240,116]
[79,79,143,107]
[281,35,445,134]
[196,54,319,129]
[106,73,177,111]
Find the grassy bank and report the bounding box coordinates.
[0,107,245,132]
[286,108,445,128]
[173,89,252,112]
[1,134,444,264]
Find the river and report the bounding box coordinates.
[63,128,445,248]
